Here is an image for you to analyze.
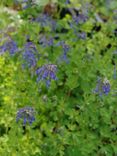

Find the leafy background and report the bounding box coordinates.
[0,0,117,156]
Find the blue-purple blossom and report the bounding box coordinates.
[50,19,57,31]
[34,14,51,27]
[102,82,110,95]
[22,42,39,68]
[14,0,33,9]
[36,64,57,87]
[16,106,35,126]
[65,0,70,4]
[72,31,87,41]
[56,41,70,63]
[69,13,87,41]
[77,32,87,40]
[48,37,54,46]
[0,45,6,55]
[14,0,28,2]
[39,36,54,47]
[33,13,56,31]
[0,39,18,55]
[69,22,86,40]
[93,77,110,96]
[39,36,47,47]
[72,13,88,25]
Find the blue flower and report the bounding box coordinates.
[34,13,56,31]
[0,39,18,55]
[14,0,33,9]
[93,78,110,96]
[22,42,39,68]
[34,14,51,27]
[102,82,110,95]
[50,19,57,31]
[56,41,70,63]
[69,21,87,40]
[65,0,70,4]
[72,13,87,25]
[77,32,86,40]
[47,37,54,46]
[103,78,110,95]
[36,64,57,87]
[16,106,35,126]
[39,36,54,47]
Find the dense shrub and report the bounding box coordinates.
[0,0,117,156]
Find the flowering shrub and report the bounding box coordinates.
[0,0,117,156]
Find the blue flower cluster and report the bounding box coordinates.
[16,106,35,126]
[22,42,39,68]
[77,32,86,40]
[39,36,54,47]
[0,38,18,55]
[14,0,34,9]
[35,14,50,27]
[34,14,56,31]
[36,64,57,87]
[70,14,87,40]
[65,0,70,4]
[93,78,110,96]
[56,41,70,63]
[72,13,88,25]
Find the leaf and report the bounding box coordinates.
[65,146,83,156]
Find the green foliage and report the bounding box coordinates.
[0,0,117,156]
